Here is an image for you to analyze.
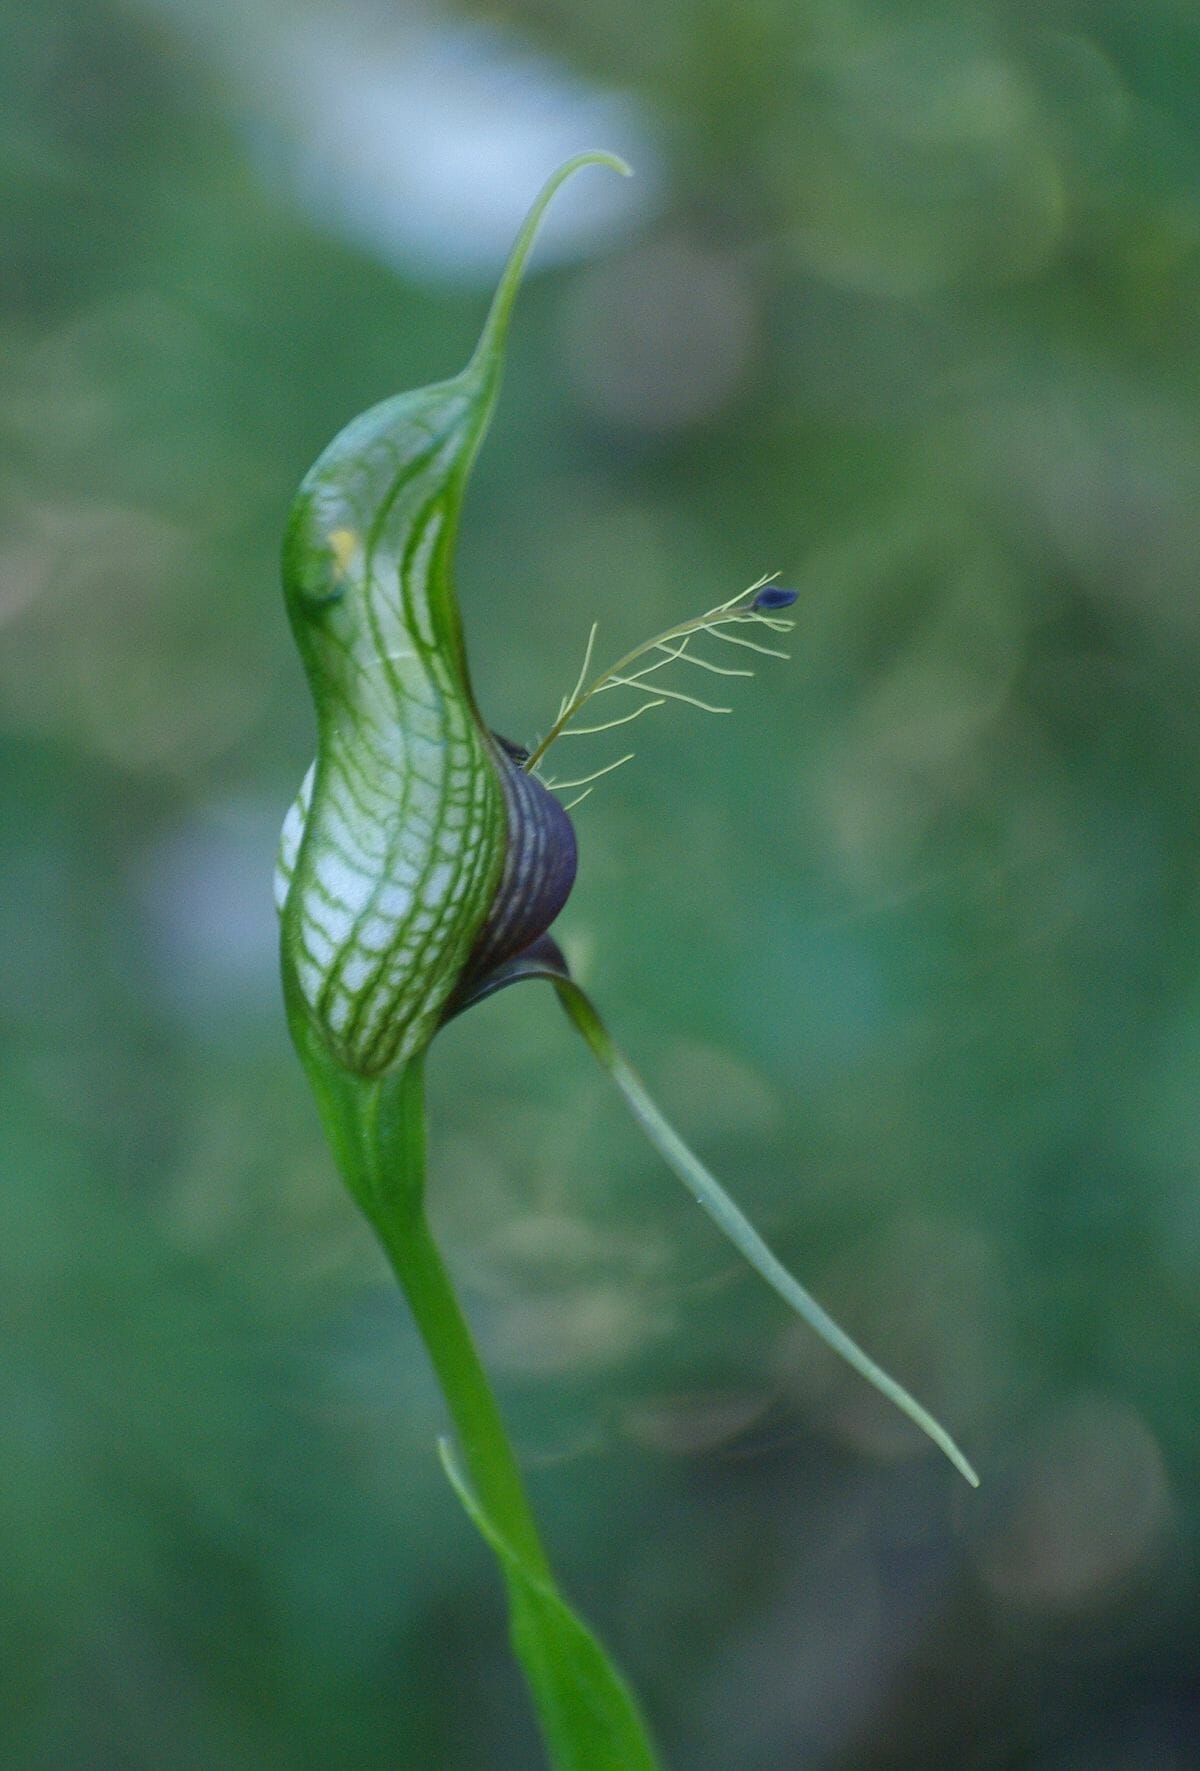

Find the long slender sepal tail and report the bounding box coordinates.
[552,978,980,1488]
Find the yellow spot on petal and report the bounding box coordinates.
[329,528,358,576]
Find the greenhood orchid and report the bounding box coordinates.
[276,152,976,1771]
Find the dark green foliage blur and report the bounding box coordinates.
[3,1,1198,1766]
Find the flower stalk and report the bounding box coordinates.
[330,1053,552,1577]
[287,995,661,1768]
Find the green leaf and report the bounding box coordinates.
[439,1441,663,1771]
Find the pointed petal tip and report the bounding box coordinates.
[570,149,634,179]
[468,151,634,378]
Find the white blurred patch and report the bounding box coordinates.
[146,0,658,281]
[136,799,283,1019]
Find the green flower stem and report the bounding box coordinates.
[292,1030,663,1769]
[356,1059,552,1582]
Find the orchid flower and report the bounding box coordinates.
[276,152,976,1771]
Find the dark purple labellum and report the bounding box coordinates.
[443,737,578,1020]
[445,932,572,1019]
[492,733,533,765]
[751,586,798,610]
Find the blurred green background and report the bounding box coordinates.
[3,0,1199,1765]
